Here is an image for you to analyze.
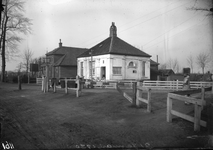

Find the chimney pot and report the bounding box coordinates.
[109,22,117,37]
[59,39,62,47]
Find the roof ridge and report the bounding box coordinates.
[109,36,114,52]
[53,54,66,66]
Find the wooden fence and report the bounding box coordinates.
[116,82,152,112]
[115,80,213,113]
[115,82,136,104]
[42,76,82,97]
[36,78,42,85]
[167,87,212,131]
[136,86,152,112]
[143,80,213,90]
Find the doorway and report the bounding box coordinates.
[101,67,106,80]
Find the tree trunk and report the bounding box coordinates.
[1,16,8,82]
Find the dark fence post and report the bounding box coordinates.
[18,75,22,90]
[132,82,137,106]
[208,102,213,146]
[208,102,213,134]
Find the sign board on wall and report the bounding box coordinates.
[30,64,39,72]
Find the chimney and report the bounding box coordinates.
[59,39,62,47]
[156,55,158,63]
[109,22,117,37]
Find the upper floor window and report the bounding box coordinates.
[128,61,137,68]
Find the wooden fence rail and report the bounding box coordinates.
[167,87,213,131]
[42,76,82,97]
[115,82,136,105]
[36,78,42,85]
[136,86,152,112]
[143,80,213,91]
[116,81,152,112]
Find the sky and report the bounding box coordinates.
[5,0,213,73]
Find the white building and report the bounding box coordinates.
[77,22,151,81]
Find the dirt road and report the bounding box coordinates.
[0,83,211,149]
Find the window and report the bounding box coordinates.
[89,61,95,76]
[113,67,122,75]
[142,61,145,76]
[80,62,83,76]
[128,61,137,68]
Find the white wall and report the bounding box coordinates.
[77,54,111,80]
[77,54,150,80]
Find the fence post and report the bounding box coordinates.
[42,76,44,91]
[136,82,142,106]
[46,78,49,92]
[201,87,205,109]
[167,94,172,122]
[207,102,213,135]
[147,88,151,112]
[76,76,80,97]
[43,77,46,93]
[212,83,213,94]
[18,75,22,90]
[176,80,179,90]
[194,102,201,131]
[115,82,118,90]
[132,82,137,106]
[207,102,213,147]
[65,78,68,94]
[53,81,56,93]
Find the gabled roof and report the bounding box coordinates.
[159,69,175,76]
[78,36,151,58]
[150,59,159,65]
[54,55,65,66]
[47,46,88,66]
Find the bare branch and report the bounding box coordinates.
[186,7,209,11]
[22,48,34,73]
[187,55,194,73]
[196,52,211,74]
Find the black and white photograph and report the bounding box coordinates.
[0,0,213,149]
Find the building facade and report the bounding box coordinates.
[77,22,151,81]
[42,40,88,79]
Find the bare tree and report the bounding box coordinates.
[176,63,181,73]
[187,55,194,73]
[1,0,32,82]
[196,52,211,74]
[22,48,33,74]
[187,0,213,16]
[167,58,180,73]
[16,62,23,74]
[159,63,167,70]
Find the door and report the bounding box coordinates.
[101,67,106,80]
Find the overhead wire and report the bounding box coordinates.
[144,14,209,50]
[77,0,192,48]
[143,10,201,47]
[117,0,193,34]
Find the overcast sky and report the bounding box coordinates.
[5,0,213,73]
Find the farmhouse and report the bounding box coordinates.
[42,40,88,78]
[77,22,152,81]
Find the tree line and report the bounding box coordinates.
[159,51,212,74]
